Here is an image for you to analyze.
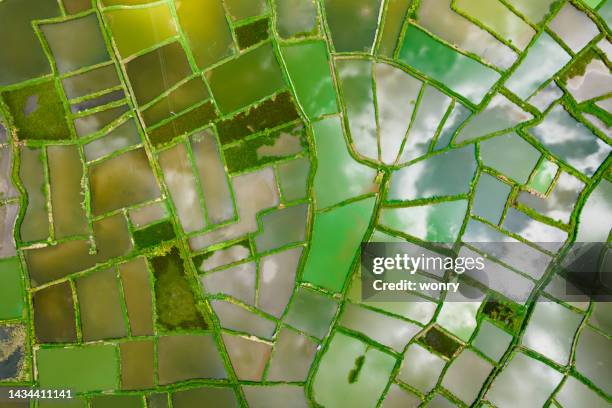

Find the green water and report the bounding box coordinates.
[37,344,119,392]
[398,24,500,104]
[282,41,338,119]
[105,4,177,58]
[302,196,376,292]
[176,0,235,69]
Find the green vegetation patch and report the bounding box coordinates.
[133,220,176,249]
[148,101,217,147]
[347,355,365,383]
[418,325,462,359]
[482,298,525,334]
[216,91,300,144]
[560,49,599,82]
[151,247,208,331]
[3,79,71,140]
[223,122,306,173]
[235,18,270,49]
